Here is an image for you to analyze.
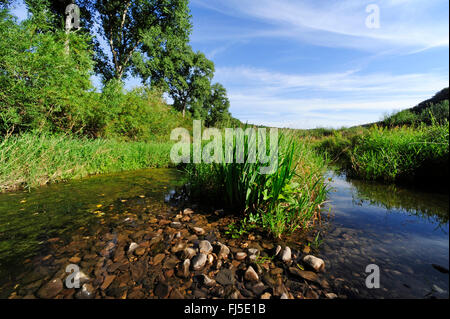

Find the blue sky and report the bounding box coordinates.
[10,0,450,128]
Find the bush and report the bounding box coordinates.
[0,9,98,136]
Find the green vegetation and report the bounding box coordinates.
[0,1,447,242]
[0,1,238,191]
[186,131,329,238]
[316,120,449,183]
[382,100,449,127]
[0,133,175,192]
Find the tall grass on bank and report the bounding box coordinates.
[317,121,449,183]
[186,131,328,238]
[0,133,174,192]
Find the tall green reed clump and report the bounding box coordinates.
[186,129,328,238]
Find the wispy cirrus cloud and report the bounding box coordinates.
[191,0,449,52]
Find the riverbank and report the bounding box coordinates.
[0,133,175,192]
[312,121,449,184]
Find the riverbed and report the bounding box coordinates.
[0,169,448,299]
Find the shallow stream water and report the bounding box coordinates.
[315,172,449,298]
[0,169,448,299]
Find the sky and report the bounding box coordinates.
[10,0,450,129]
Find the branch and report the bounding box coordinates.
[123,40,141,71]
[108,30,119,75]
[120,1,132,46]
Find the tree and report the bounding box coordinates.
[23,0,94,31]
[24,0,192,82]
[158,46,214,118]
[205,83,231,126]
[94,0,191,82]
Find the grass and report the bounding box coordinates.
[0,133,175,192]
[185,129,329,238]
[316,121,449,183]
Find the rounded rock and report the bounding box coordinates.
[244,266,259,282]
[281,246,292,263]
[191,253,207,271]
[199,240,213,254]
[303,255,325,272]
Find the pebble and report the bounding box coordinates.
[75,283,95,299]
[207,254,214,265]
[170,222,182,229]
[192,227,205,235]
[181,248,196,260]
[153,253,165,266]
[155,282,170,298]
[216,269,235,286]
[250,282,266,295]
[181,259,191,278]
[217,243,230,259]
[101,275,116,290]
[270,268,284,276]
[191,253,207,271]
[202,274,216,287]
[171,242,186,254]
[261,292,271,299]
[289,267,318,282]
[128,242,139,254]
[37,278,63,299]
[303,255,325,272]
[244,266,259,282]
[325,293,338,299]
[134,247,146,256]
[183,208,194,215]
[235,252,247,261]
[199,240,213,254]
[281,246,292,263]
[275,245,282,256]
[68,256,81,264]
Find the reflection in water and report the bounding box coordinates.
[349,177,449,226]
[319,172,449,299]
[0,168,184,287]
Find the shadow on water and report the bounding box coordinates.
[0,168,184,289]
[317,171,449,299]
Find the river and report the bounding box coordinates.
[0,169,448,298]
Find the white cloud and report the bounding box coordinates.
[214,66,448,128]
[215,66,448,96]
[192,0,449,52]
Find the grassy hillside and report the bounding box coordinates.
[368,88,449,128]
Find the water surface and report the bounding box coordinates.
[0,168,184,293]
[318,172,449,298]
